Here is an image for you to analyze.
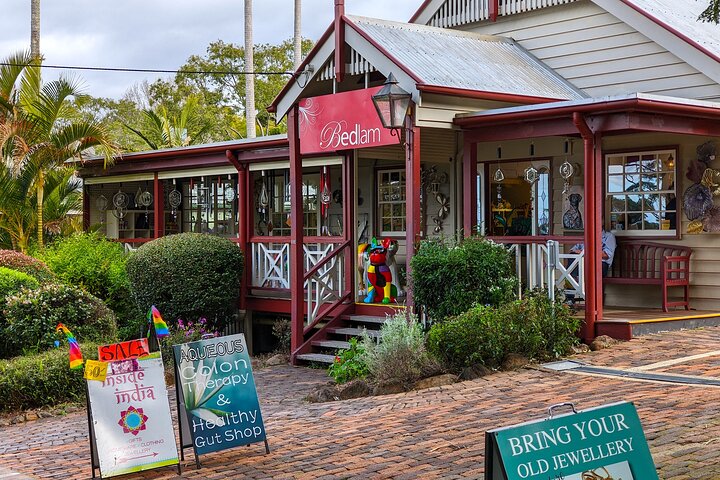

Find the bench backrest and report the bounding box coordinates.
[610,241,692,280]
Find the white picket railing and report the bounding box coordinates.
[251,241,291,289]
[427,0,577,28]
[499,238,584,301]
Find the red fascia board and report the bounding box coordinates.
[454,97,720,127]
[268,23,335,113]
[619,0,720,66]
[81,138,289,168]
[417,84,565,104]
[344,16,424,84]
[409,0,433,23]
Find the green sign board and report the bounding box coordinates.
[485,402,657,480]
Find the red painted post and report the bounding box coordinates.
[288,106,305,360]
[489,0,499,22]
[334,0,345,83]
[405,112,421,308]
[237,162,248,310]
[463,138,478,237]
[343,154,355,296]
[153,173,163,238]
[594,133,604,325]
[573,112,596,342]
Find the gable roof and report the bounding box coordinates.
[271,14,584,118]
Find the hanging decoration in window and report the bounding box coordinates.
[96,195,108,225]
[224,174,236,202]
[685,141,720,234]
[560,160,574,197]
[257,171,270,234]
[168,181,182,221]
[112,188,129,219]
[493,167,505,204]
[320,166,331,235]
[524,166,539,184]
[136,186,153,223]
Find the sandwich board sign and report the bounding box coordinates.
[173,333,268,465]
[485,402,657,480]
[86,350,179,478]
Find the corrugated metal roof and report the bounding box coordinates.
[347,15,586,100]
[623,0,720,61]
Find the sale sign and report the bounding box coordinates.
[298,86,400,155]
[173,333,267,456]
[86,353,179,478]
[98,338,150,362]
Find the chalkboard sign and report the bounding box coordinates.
[173,333,268,463]
[485,402,657,480]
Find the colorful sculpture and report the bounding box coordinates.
[358,238,400,304]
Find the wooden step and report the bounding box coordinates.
[327,327,381,338]
[295,353,336,364]
[346,315,387,325]
[311,340,351,350]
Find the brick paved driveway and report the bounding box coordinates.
[2,327,720,479]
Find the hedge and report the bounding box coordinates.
[0,249,55,282]
[0,343,100,411]
[410,237,517,322]
[126,233,243,331]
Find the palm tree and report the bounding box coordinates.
[294,0,302,70]
[0,51,116,248]
[31,0,41,60]
[123,96,213,149]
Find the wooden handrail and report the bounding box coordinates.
[303,240,351,281]
[303,291,352,335]
[250,236,291,243]
[488,235,581,244]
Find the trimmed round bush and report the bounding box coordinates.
[0,249,55,282]
[0,343,100,411]
[41,232,141,340]
[3,284,117,357]
[126,233,243,331]
[410,237,517,322]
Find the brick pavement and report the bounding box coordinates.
[2,328,720,479]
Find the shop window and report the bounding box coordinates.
[182,177,238,237]
[377,169,406,235]
[606,149,677,235]
[489,160,550,236]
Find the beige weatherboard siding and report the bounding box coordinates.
[459,1,720,101]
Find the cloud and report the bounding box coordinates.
[0,0,420,99]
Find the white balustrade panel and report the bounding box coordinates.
[251,242,291,289]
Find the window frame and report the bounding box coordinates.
[604,147,678,238]
[376,167,407,237]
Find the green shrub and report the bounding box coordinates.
[160,317,217,376]
[272,317,291,353]
[427,291,579,372]
[41,232,141,340]
[0,343,100,411]
[126,233,243,331]
[328,337,369,384]
[3,284,117,357]
[0,249,55,282]
[0,268,40,356]
[361,311,439,386]
[410,237,517,322]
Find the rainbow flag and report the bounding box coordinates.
[148,305,170,339]
[56,324,84,370]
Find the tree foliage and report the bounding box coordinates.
[700,0,720,23]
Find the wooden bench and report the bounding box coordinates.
[604,241,692,312]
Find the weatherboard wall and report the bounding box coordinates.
[457,0,720,101]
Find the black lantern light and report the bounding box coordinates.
[371,73,412,135]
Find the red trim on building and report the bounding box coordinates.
[408,0,433,23]
[417,84,564,104]
[334,0,346,83]
[288,106,305,360]
[489,0,499,22]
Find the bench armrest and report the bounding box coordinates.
[661,255,691,280]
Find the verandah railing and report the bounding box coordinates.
[490,236,584,301]
[427,0,577,28]
[249,236,351,326]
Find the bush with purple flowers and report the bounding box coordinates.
[160,317,218,377]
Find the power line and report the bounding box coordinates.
[0,62,295,76]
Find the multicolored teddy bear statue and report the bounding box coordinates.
[358,237,400,304]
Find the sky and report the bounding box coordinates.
[0,0,421,100]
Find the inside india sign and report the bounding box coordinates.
[485,402,657,480]
[173,333,267,457]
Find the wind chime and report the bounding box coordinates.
[320,166,331,235]
[560,159,575,198]
[112,186,129,220]
[136,184,153,224]
[96,194,108,225]
[168,179,182,222]
[257,171,270,234]
[493,165,505,205]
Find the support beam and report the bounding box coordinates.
[236,159,248,310]
[594,132,604,325]
[83,184,90,231]
[573,112,597,342]
[334,0,345,83]
[464,118,579,142]
[405,112,421,308]
[343,154,355,295]
[288,106,305,360]
[463,138,478,237]
[489,0,498,21]
[153,173,163,238]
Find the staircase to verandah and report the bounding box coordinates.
[295,313,387,364]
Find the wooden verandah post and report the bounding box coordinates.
[463,137,478,237]
[289,106,305,359]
